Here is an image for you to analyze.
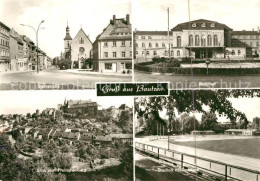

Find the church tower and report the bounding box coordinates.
[64,23,72,54]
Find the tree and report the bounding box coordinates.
[26,113,31,118]
[135,90,258,134]
[252,117,260,130]
[120,146,133,180]
[201,112,218,130]
[180,113,200,133]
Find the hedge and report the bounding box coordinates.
[134,63,260,75]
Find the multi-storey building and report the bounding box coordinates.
[232,30,260,57]
[10,29,27,71]
[0,21,10,72]
[63,24,92,69]
[134,19,255,61]
[93,14,132,73]
[134,31,173,62]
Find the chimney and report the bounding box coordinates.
[113,15,116,25]
[126,14,130,25]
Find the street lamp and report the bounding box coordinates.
[21,20,45,74]
[206,58,211,75]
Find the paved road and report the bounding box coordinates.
[134,71,260,89]
[0,70,131,90]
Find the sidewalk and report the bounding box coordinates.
[61,69,132,76]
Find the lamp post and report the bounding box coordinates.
[21,20,45,74]
[206,58,211,75]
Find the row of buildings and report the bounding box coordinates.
[21,126,133,145]
[0,21,51,72]
[134,19,260,62]
[61,14,132,73]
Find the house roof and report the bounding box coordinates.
[232,31,260,35]
[110,134,133,139]
[73,28,92,43]
[64,33,72,40]
[135,31,168,36]
[94,135,112,141]
[0,21,10,31]
[225,129,257,132]
[171,19,233,31]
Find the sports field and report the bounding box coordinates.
[170,137,260,159]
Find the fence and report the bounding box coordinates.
[135,142,260,181]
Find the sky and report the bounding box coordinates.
[132,0,260,32]
[157,97,260,123]
[0,0,131,58]
[0,90,133,115]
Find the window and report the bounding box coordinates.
[79,38,84,44]
[142,51,144,55]
[104,52,108,58]
[189,35,193,46]
[135,43,138,47]
[130,41,132,47]
[113,41,117,47]
[153,51,157,56]
[141,36,145,39]
[171,50,174,56]
[177,50,180,56]
[201,35,206,46]
[207,35,212,46]
[121,41,125,47]
[156,43,159,47]
[210,23,215,27]
[142,43,145,48]
[214,35,218,46]
[171,44,173,48]
[238,50,241,55]
[148,36,152,39]
[104,42,108,47]
[232,50,235,55]
[195,35,200,46]
[201,23,206,27]
[250,42,253,47]
[130,51,132,57]
[192,23,196,27]
[67,41,70,48]
[226,50,229,56]
[164,50,167,56]
[177,36,181,47]
[136,51,138,55]
[146,51,150,56]
[105,63,112,70]
[121,52,125,57]
[113,52,117,58]
[257,42,259,47]
[149,42,152,48]
[162,43,165,47]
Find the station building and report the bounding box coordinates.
[134,19,259,61]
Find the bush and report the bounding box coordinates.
[166,59,181,67]
[152,57,166,63]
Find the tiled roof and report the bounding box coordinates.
[232,31,260,35]
[135,31,168,35]
[0,21,10,31]
[110,134,133,139]
[171,19,232,31]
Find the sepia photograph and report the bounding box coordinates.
[134,89,260,181]
[0,90,133,181]
[133,0,260,89]
[0,0,132,90]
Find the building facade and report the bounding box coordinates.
[63,25,93,69]
[134,19,257,61]
[0,22,10,72]
[93,14,132,73]
[134,31,173,62]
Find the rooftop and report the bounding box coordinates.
[232,31,260,36]
[135,31,169,36]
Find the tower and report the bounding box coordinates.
[64,22,72,54]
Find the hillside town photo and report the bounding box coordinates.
[133,0,260,88]
[0,0,132,90]
[0,90,133,181]
[135,89,260,181]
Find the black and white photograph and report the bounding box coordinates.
[134,89,260,181]
[0,90,133,181]
[133,0,260,89]
[0,0,132,90]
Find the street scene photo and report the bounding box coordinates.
[0,90,133,181]
[134,89,260,181]
[0,0,132,90]
[133,0,260,88]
